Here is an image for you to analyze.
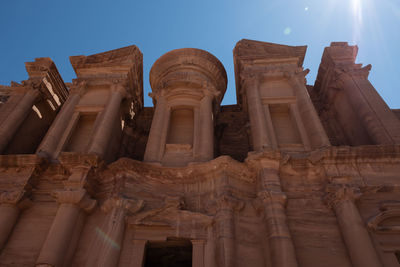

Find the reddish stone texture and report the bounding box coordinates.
[0,40,399,267]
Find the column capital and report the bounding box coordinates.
[284,68,310,85]
[52,189,96,213]
[111,80,127,97]
[69,79,88,96]
[324,184,361,209]
[215,193,244,213]
[257,190,287,206]
[101,197,144,216]
[240,73,260,88]
[0,189,31,209]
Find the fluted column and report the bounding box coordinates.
[36,189,96,267]
[0,190,30,251]
[0,89,40,153]
[198,93,214,161]
[287,71,330,149]
[37,93,80,159]
[257,165,298,267]
[86,197,143,267]
[243,77,270,151]
[88,84,125,158]
[215,194,244,267]
[144,94,168,162]
[324,185,382,267]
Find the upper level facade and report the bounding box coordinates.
[0,40,399,167]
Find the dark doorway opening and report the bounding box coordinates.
[144,238,192,267]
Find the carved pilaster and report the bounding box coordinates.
[86,197,144,267]
[211,193,243,267]
[36,188,96,267]
[0,190,31,251]
[324,183,382,267]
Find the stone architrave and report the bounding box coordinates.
[0,190,31,251]
[214,193,244,267]
[36,189,96,267]
[85,197,144,267]
[324,184,383,267]
[256,161,298,267]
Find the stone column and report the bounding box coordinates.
[144,94,168,162]
[338,72,396,144]
[36,189,96,267]
[0,89,40,153]
[257,166,298,267]
[324,185,383,267]
[192,240,205,267]
[198,93,214,161]
[88,84,125,158]
[287,71,330,149]
[130,240,147,267]
[204,227,217,267]
[86,198,143,267]
[0,190,30,251]
[36,93,80,159]
[215,194,244,267]
[243,77,270,151]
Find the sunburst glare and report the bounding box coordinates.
[352,0,363,43]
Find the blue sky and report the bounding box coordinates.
[1,0,399,107]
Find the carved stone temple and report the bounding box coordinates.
[0,40,400,267]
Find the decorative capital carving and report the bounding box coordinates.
[257,190,287,206]
[214,193,244,213]
[240,73,260,88]
[101,197,144,216]
[0,190,31,209]
[69,79,88,96]
[52,189,96,213]
[284,68,310,84]
[324,184,361,209]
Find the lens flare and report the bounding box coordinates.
[95,227,120,250]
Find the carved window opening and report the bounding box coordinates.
[144,238,192,267]
[167,108,194,146]
[64,113,97,153]
[268,104,301,146]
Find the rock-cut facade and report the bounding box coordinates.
[0,39,400,267]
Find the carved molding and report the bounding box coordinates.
[0,190,31,209]
[324,184,361,209]
[52,189,96,213]
[257,190,287,206]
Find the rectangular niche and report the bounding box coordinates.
[268,104,302,147]
[64,113,97,153]
[167,107,194,146]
